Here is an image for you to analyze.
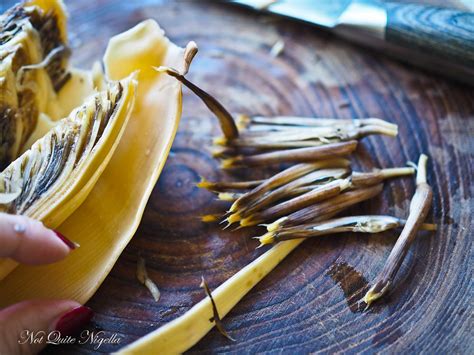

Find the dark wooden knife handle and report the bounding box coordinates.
[385,3,474,68]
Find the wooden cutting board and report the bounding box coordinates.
[8,0,469,353]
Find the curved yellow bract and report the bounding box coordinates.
[0,20,187,306]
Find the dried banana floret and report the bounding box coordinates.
[0,80,130,217]
[0,0,69,168]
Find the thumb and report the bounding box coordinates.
[0,300,93,355]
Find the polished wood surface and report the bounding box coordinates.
[2,0,472,353]
[385,3,474,68]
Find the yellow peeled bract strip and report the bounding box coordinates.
[0,20,188,305]
[119,239,304,354]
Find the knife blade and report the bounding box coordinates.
[227,0,474,85]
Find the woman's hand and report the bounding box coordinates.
[0,213,93,355]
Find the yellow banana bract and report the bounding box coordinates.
[0,78,137,223]
[0,1,189,307]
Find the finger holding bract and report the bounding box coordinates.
[0,75,137,280]
[0,1,142,283]
[0,1,430,353]
[0,213,73,265]
[0,19,190,306]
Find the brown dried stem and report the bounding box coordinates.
[239,178,350,227]
[197,177,263,192]
[238,115,397,131]
[236,166,413,227]
[363,154,433,308]
[200,277,235,341]
[221,141,357,169]
[257,215,437,247]
[217,124,396,150]
[351,167,415,187]
[155,66,239,139]
[266,184,384,232]
[229,168,349,223]
[229,159,350,213]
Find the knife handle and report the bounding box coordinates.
[385,3,474,69]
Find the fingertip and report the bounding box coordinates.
[22,218,75,264]
[0,213,76,265]
[53,230,80,250]
[35,227,74,264]
[53,305,94,336]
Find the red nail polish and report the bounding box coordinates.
[54,230,79,250]
[55,306,93,336]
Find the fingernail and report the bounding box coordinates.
[54,230,80,250]
[55,306,93,336]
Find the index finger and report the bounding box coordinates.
[0,213,77,265]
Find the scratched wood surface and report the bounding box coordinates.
[1,0,472,353]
